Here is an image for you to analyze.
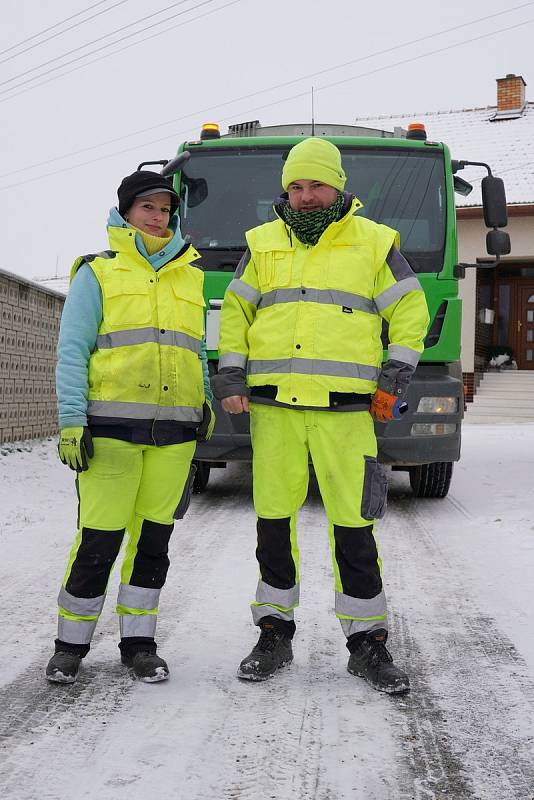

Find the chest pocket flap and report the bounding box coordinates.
[255,247,294,290]
[172,280,206,338]
[104,279,151,328]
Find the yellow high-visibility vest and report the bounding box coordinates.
[219,199,429,407]
[70,226,206,424]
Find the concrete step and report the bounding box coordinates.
[467,371,534,422]
[475,387,534,401]
[464,414,534,425]
[482,372,534,382]
[469,398,534,410]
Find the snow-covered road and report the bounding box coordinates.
[1,425,533,800]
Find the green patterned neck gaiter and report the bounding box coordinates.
[282,192,345,245]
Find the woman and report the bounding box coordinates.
[46,168,214,684]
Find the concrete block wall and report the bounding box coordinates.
[0,268,64,445]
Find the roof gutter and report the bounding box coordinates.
[457,204,534,219]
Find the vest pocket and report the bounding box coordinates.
[256,250,293,290]
[172,284,205,337]
[361,456,388,520]
[105,281,151,327]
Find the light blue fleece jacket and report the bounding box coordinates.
[56,208,212,429]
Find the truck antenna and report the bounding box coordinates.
[311,86,315,136]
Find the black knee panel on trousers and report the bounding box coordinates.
[130,519,174,589]
[333,524,383,599]
[256,517,296,590]
[65,527,125,598]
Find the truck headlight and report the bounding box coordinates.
[416,397,458,414]
[411,423,457,436]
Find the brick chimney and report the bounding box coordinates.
[496,73,526,113]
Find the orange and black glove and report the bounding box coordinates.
[370,389,407,423]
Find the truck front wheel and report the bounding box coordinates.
[409,462,453,498]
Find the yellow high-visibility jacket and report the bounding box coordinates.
[70,226,206,425]
[218,198,429,408]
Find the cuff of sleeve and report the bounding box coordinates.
[58,415,88,429]
[211,368,251,401]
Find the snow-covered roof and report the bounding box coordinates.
[355,104,534,207]
[37,275,69,295]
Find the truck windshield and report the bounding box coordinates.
[179,145,446,272]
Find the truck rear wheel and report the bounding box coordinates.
[409,462,453,498]
[192,461,210,493]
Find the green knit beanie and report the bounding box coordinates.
[282,138,346,191]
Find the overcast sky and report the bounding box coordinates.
[1,0,533,283]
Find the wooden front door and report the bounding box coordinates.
[516,285,534,369]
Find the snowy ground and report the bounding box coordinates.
[1,424,533,800]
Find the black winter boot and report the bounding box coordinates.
[45,651,82,684]
[237,621,293,681]
[347,629,410,694]
[121,651,169,682]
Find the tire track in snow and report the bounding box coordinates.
[382,489,534,799]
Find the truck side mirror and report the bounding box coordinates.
[486,229,511,256]
[181,176,208,208]
[482,175,508,228]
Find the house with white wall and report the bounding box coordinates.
[356,73,534,400]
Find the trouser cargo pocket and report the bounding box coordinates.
[361,456,388,520]
[173,462,197,519]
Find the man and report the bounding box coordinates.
[211,138,429,694]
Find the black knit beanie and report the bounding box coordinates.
[117,170,179,219]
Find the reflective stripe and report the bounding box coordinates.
[255,579,299,609]
[58,617,97,644]
[227,278,261,307]
[96,327,202,355]
[388,344,421,368]
[119,613,157,638]
[58,587,105,617]
[335,589,387,621]
[374,277,422,312]
[258,287,376,315]
[252,604,296,624]
[234,249,251,279]
[386,246,415,281]
[87,400,202,422]
[117,583,160,612]
[248,358,380,381]
[218,352,248,370]
[341,618,388,637]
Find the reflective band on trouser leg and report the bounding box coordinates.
[117,584,160,638]
[306,409,388,636]
[337,590,388,637]
[249,404,309,625]
[58,617,99,644]
[58,587,105,643]
[252,581,300,624]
